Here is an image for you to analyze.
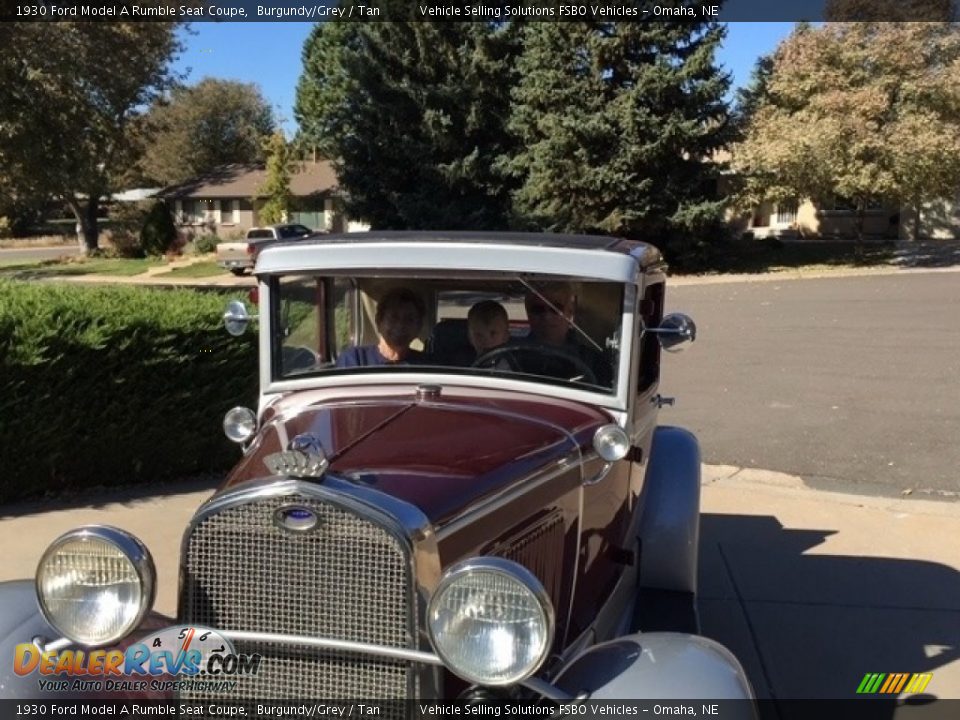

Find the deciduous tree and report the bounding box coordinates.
[732,22,960,243]
[139,78,275,186]
[0,22,181,253]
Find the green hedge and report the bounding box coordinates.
[0,281,258,503]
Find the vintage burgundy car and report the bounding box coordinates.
[0,232,754,708]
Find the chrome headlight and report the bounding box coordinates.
[223,406,257,443]
[36,527,155,646]
[593,424,630,462]
[427,558,554,686]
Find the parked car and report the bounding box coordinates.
[0,232,755,709]
[215,223,315,276]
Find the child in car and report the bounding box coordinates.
[467,300,510,356]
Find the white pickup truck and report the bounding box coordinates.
[216,224,315,275]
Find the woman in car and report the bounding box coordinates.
[336,287,426,367]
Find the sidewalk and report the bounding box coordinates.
[699,468,960,702]
[2,468,957,703]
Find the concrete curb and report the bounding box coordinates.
[703,463,960,519]
[670,263,960,286]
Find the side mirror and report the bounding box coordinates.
[223,300,258,337]
[647,313,696,352]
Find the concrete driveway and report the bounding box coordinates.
[2,470,957,710]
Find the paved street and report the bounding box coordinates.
[0,245,78,264]
[661,271,960,499]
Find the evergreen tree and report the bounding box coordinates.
[259,132,294,225]
[294,15,521,229]
[733,54,774,136]
[505,21,732,258]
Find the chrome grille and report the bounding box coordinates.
[179,492,415,706]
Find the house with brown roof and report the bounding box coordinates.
[159,160,369,236]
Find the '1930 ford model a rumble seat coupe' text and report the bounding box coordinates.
[0,232,754,711]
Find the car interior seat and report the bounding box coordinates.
[427,319,475,367]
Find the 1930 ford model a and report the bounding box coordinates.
[0,232,754,708]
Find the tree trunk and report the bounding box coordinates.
[82,198,100,254]
[65,196,101,256]
[855,203,866,261]
[911,197,922,242]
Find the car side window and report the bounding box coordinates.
[638,282,664,394]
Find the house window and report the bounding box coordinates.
[180,199,197,224]
[199,199,218,223]
[829,196,883,212]
[775,200,798,225]
[180,199,220,224]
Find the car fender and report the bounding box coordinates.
[638,426,701,594]
[0,580,66,697]
[0,580,173,699]
[554,632,755,708]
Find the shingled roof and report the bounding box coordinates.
[159,160,340,199]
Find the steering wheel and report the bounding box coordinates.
[471,343,597,385]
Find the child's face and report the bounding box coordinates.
[469,319,510,354]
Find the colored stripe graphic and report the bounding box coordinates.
[885,674,907,693]
[912,673,933,693]
[859,673,933,694]
[879,674,896,694]
[892,674,910,694]
[857,673,886,694]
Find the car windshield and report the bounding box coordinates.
[272,273,626,393]
[279,225,311,238]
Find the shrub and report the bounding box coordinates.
[193,234,221,254]
[107,230,147,258]
[140,201,178,256]
[0,281,258,503]
[106,201,151,257]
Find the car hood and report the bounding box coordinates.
[223,390,611,525]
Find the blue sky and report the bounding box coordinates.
[173,22,797,133]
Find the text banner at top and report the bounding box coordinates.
[4,0,959,22]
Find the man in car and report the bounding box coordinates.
[523,282,612,386]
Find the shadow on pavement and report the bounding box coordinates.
[888,241,960,268]
[698,513,960,719]
[0,475,220,520]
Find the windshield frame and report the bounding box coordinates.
[259,271,639,412]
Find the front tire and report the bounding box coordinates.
[229,268,247,276]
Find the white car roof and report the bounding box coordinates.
[255,231,662,283]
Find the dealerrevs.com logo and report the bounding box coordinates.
[14,626,261,694]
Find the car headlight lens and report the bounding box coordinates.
[427,558,554,686]
[36,527,155,646]
[593,424,630,462]
[223,406,257,443]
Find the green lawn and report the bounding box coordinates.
[161,261,224,278]
[0,258,162,279]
